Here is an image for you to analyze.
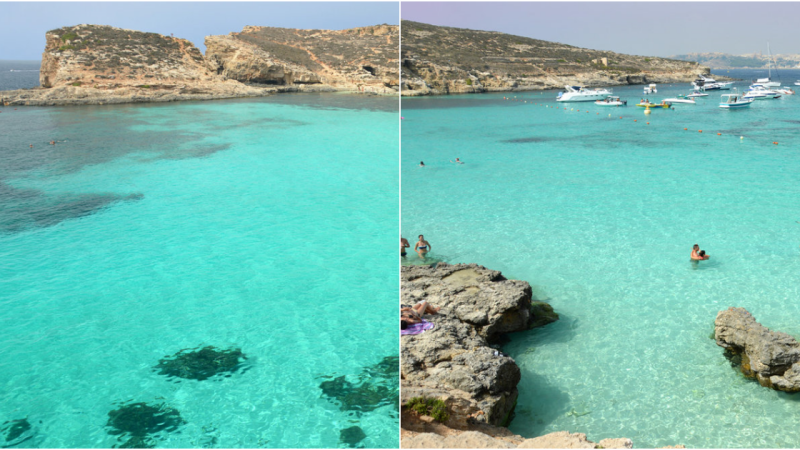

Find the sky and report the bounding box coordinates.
[0,2,399,60]
[401,2,800,57]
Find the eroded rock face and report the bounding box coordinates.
[401,263,557,428]
[715,307,800,392]
[39,24,216,89]
[401,20,714,96]
[206,25,399,94]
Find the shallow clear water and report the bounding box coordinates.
[401,73,800,448]
[0,94,399,448]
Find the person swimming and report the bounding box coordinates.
[415,235,431,259]
[451,158,464,164]
[419,161,425,167]
[401,236,410,258]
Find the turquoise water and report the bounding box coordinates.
[401,74,800,448]
[0,94,399,448]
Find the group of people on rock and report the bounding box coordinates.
[401,235,431,259]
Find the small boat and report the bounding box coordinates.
[720,91,753,109]
[717,81,734,90]
[557,85,613,102]
[794,80,800,86]
[594,96,627,106]
[775,87,795,95]
[663,96,696,104]
[636,100,671,108]
[643,83,657,94]
[687,91,709,98]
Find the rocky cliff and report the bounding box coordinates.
[206,25,399,94]
[401,20,711,96]
[1,23,398,106]
[715,307,800,392]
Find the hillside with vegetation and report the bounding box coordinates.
[401,20,711,96]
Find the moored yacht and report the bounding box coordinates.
[744,84,781,100]
[556,85,613,102]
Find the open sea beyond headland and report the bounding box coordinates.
[401,69,800,448]
[0,94,399,448]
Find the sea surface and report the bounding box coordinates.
[401,69,800,448]
[0,60,41,90]
[0,94,399,448]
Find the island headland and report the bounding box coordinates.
[401,20,720,96]
[1,23,398,106]
[400,263,681,448]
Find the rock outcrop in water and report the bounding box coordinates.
[715,307,800,392]
[401,20,715,96]
[401,263,556,430]
[401,263,679,448]
[0,23,399,106]
[154,346,248,381]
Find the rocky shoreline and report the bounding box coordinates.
[1,23,398,107]
[400,263,662,449]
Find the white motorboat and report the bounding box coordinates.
[687,91,709,98]
[744,84,781,99]
[716,81,734,90]
[692,75,720,90]
[557,85,613,102]
[643,83,657,94]
[594,96,627,106]
[663,96,696,104]
[794,80,800,86]
[775,87,795,95]
[720,92,753,109]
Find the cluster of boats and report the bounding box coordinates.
[555,79,795,110]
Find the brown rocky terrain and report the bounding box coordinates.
[400,263,677,448]
[0,23,398,106]
[401,20,713,96]
[206,24,398,94]
[715,307,800,392]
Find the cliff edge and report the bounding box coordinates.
[401,20,712,96]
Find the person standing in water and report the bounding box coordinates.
[415,235,431,259]
[691,244,709,260]
[401,236,410,258]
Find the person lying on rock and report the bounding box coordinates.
[400,301,440,329]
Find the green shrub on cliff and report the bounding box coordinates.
[61,32,78,42]
[465,78,473,85]
[59,45,76,52]
[406,397,449,423]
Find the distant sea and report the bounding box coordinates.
[0,60,40,90]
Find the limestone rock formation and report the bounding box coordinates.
[401,263,557,429]
[715,307,800,392]
[1,23,398,106]
[401,20,714,96]
[205,25,399,94]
